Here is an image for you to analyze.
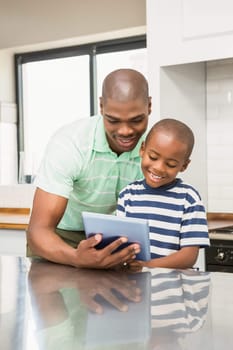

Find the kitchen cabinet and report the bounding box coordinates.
[147,0,233,67]
[146,0,233,213]
[0,208,29,256]
[0,229,26,256]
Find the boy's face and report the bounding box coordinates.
[140,130,190,188]
[100,97,151,155]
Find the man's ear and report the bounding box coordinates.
[180,159,191,172]
[139,141,145,158]
[148,96,152,115]
[99,97,103,114]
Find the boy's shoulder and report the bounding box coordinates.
[176,179,202,202]
[119,179,145,196]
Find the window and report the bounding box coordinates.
[15,35,147,183]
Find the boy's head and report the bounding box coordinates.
[140,118,194,188]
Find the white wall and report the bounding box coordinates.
[146,0,233,213]
[159,63,207,205]
[207,58,233,212]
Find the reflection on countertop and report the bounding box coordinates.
[1,256,233,349]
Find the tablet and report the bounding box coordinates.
[82,211,151,261]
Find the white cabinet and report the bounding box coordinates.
[146,0,233,212]
[0,230,26,256]
[147,0,233,67]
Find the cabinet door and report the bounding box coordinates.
[147,0,233,66]
[0,230,26,256]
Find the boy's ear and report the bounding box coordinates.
[139,141,145,157]
[180,159,191,172]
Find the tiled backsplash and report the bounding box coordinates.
[207,58,233,212]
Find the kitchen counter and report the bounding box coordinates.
[1,209,233,231]
[0,208,30,229]
[207,213,233,241]
[0,255,233,350]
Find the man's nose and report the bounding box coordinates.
[118,124,133,136]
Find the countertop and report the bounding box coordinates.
[0,208,30,229]
[0,255,232,350]
[1,209,233,240]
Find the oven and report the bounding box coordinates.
[205,226,233,273]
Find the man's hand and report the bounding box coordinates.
[74,234,141,269]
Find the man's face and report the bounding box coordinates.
[100,97,151,155]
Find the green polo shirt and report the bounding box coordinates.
[35,115,144,232]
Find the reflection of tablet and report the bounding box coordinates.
[82,211,151,261]
[84,271,152,348]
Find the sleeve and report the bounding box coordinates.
[35,128,84,198]
[116,188,127,217]
[180,194,210,248]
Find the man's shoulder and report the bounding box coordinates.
[59,115,100,134]
[52,115,101,146]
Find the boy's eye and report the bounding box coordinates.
[166,163,177,168]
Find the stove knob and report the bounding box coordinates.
[216,251,225,261]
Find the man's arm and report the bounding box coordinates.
[27,188,140,268]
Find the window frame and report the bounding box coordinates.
[14,35,146,178]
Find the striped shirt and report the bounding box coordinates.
[35,115,144,230]
[116,178,210,258]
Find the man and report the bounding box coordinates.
[27,68,151,269]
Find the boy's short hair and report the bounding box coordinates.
[146,118,195,159]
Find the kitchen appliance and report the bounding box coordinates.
[205,226,233,272]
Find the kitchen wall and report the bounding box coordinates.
[207,58,233,212]
[146,0,233,213]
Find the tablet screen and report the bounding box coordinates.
[82,211,151,261]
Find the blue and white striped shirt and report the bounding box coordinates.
[116,178,210,258]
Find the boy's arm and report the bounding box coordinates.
[129,246,199,270]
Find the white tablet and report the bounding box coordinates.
[82,211,151,261]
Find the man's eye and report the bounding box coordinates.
[131,118,143,124]
[107,119,119,124]
[149,155,157,161]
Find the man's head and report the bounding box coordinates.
[100,69,151,155]
[140,118,194,188]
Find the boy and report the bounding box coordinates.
[117,118,210,269]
